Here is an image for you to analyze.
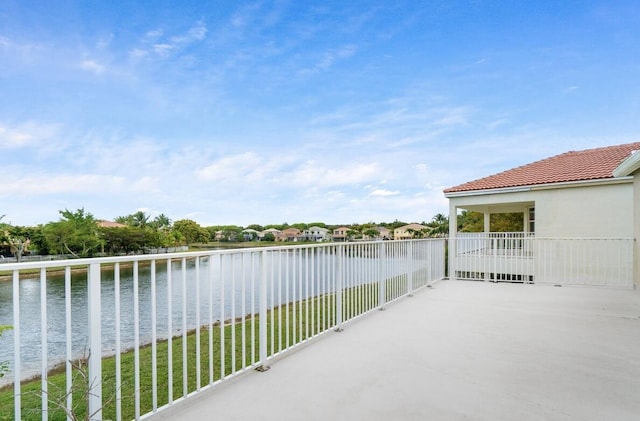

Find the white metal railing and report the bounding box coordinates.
[452,234,634,287]
[455,232,535,256]
[0,239,445,420]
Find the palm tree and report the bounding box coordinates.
[132,211,150,228]
[152,213,172,231]
[427,213,449,237]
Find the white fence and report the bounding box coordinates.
[452,234,634,287]
[0,239,445,420]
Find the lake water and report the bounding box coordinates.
[0,249,382,385]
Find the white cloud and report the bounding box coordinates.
[369,189,400,197]
[229,2,264,29]
[486,118,509,130]
[80,59,105,75]
[0,122,59,149]
[301,44,358,74]
[153,43,173,57]
[131,21,208,59]
[431,106,470,127]
[96,33,114,50]
[0,125,31,147]
[182,22,208,42]
[0,174,128,196]
[289,161,381,188]
[129,48,148,59]
[308,98,473,148]
[0,36,40,55]
[196,152,264,182]
[145,29,164,40]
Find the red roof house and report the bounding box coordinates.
[98,220,127,228]
[444,141,640,287]
[445,142,640,194]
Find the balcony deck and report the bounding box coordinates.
[149,280,640,421]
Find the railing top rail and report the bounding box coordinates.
[453,235,634,241]
[456,232,535,236]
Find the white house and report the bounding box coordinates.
[444,142,640,287]
[241,228,260,241]
[303,226,330,241]
[259,228,281,240]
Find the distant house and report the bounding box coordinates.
[332,227,351,242]
[303,226,329,241]
[241,229,260,241]
[362,226,391,241]
[278,228,302,242]
[259,228,281,240]
[377,227,391,240]
[394,223,428,240]
[444,141,640,287]
[98,220,127,228]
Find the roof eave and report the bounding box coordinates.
[613,151,640,177]
[444,177,633,198]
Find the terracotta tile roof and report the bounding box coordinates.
[444,142,640,194]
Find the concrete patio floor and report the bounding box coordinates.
[149,280,640,421]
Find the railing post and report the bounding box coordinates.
[40,268,48,419]
[257,249,270,371]
[335,244,344,332]
[12,270,21,421]
[378,241,386,310]
[491,237,497,282]
[407,241,414,296]
[450,235,458,281]
[87,263,102,420]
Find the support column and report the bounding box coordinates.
[484,212,492,282]
[634,174,640,287]
[448,203,457,280]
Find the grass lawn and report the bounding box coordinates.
[0,293,342,421]
[0,273,416,420]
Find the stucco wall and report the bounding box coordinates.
[534,183,633,237]
[448,181,634,238]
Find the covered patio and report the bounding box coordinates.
[444,142,640,288]
[149,280,640,421]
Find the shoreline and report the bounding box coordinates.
[0,241,309,283]
[0,265,125,283]
[0,260,156,283]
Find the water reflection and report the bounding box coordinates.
[0,250,353,385]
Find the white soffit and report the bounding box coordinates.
[613,150,640,177]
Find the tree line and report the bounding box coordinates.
[0,209,210,261]
[0,209,523,262]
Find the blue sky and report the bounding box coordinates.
[1,1,639,227]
